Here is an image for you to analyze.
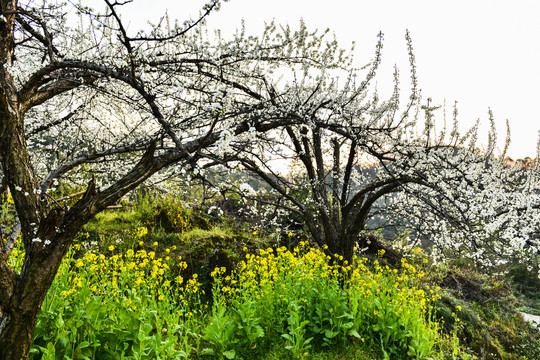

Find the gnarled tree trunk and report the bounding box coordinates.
[0,229,70,359]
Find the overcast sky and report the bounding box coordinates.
[87,0,540,158]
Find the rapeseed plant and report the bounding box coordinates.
[205,241,453,359]
[7,236,461,359]
[21,241,202,359]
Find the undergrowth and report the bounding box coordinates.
[7,239,464,359]
[4,195,537,360]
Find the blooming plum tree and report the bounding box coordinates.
[0,0,350,358]
[224,31,540,269]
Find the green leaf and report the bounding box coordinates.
[200,347,215,355]
[255,325,265,338]
[76,341,90,350]
[142,322,153,335]
[342,322,354,330]
[45,342,56,358]
[58,335,69,348]
[172,350,188,359]
[55,313,65,328]
[281,334,293,342]
[324,329,338,339]
[223,349,236,359]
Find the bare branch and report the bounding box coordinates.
[0,222,21,261]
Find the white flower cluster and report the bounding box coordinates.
[207,206,224,217]
[32,238,51,246]
[382,146,540,269]
[215,128,235,156]
[239,183,256,196]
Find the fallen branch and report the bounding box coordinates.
[55,190,86,202]
[105,205,122,209]
[53,191,121,209]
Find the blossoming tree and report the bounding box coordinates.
[0,0,350,357]
[225,31,540,268]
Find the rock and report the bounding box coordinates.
[205,249,232,275]
[521,312,540,327]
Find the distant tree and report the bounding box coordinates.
[0,0,349,357]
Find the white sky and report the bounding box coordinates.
[88,0,540,159]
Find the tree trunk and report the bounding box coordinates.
[0,248,70,359]
[341,239,355,265]
[357,233,403,268]
[323,229,402,267]
[0,209,72,360]
[0,303,41,360]
[323,231,356,265]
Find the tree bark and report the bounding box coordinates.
[0,263,59,360]
[0,205,70,359]
[0,196,68,356]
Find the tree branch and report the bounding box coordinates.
[0,222,21,261]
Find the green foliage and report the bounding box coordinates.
[282,301,314,359]
[79,192,214,254]
[432,270,537,360]
[516,323,540,360]
[347,256,442,359]
[201,244,458,359]
[507,261,540,315]
[202,302,238,359]
[16,235,466,360]
[24,241,201,359]
[15,193,537,360]
[231,299,265,346]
